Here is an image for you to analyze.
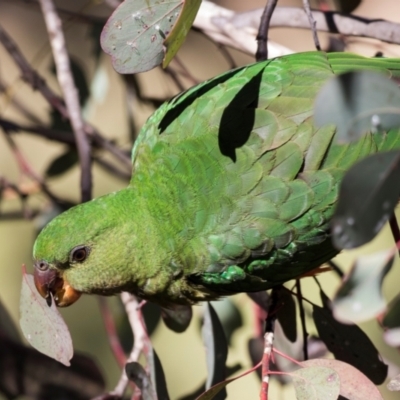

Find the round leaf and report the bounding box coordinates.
[301,359,383,400]
[291,366,340,400]
[332,150,400,249]
[19,268,73,366]
[332,248,395,323]
[101,0,201,74]
[314,71,400,143]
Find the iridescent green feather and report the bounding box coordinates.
[33,52,400,305]
[129,52,400,296]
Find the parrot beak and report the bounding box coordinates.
[33,262,81,307]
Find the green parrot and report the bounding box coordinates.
[33,51,400,307]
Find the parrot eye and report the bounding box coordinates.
[36,261,49,271]
[70,246,90,263]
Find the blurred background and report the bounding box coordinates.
[1,0,400,399]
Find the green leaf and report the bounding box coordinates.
[331,150,400,249]
[148,347,170,400]
[276,287,297,342]
[202,303,228,399]
[101,0,201,74]
[291,366,340,400]
[301,359,382,400]
[126,362,157,400]
[313,291,387,384]
[210,298,243,345]
[387,374,400,391]
[314,71,400,142]
[161,304,192,333]
[19,268,73,366]
[162,0,202,67]
[45,148,78,177]
[332,248,395,323]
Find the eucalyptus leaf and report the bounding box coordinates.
[210,298,242,345]
[387,374,400,391]
[202,302,228,399]
[291,366,340,400]
[161,304,192,333]
[300,359,382,400]
[382,294,400,347]
[101,0,201,74]
[276,287,297,342]
[331,150,400,249]
[314,71,400,143]
[19,268,73,366]
[148,347,170,400]
[46,148,78,177]
[125,362,156,400]
[313,291,387,384]
[332,248,395,323]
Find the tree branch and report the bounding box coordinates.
[194,1,400,57]
[256,0,279,61]
[0,23,132,171]
[38,0,92,202]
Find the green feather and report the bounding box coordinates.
[33,52,400,305]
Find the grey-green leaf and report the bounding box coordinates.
[314,71,400,142]
[101,0,200,74]
[301,359,382,400]
[161,304,192,333]
[313,290,387,384]
[387,374,400,391]
[202,302,228,399]
[331,150,400,249]
[332,248,395,323]
[382,293,400,347]
[126,362,157,400]
[292,366,340,400]
[19,270,73,366]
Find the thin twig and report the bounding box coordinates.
[97,294,150,400]
[260,287,279,400]
[302,0,321,50]
[195,1,400,57]
[38,0,92,202]
[0,23,132,170]
[295,279,309,361]
[98,298,127,368]
[256,0,279,61]
[327,260,344,278]
[1,130,65,206]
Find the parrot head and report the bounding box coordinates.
[32,190,136,307]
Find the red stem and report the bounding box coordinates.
[98,297,126,368]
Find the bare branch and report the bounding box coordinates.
[0,23,132,171]
[302,0,321,51]
[195,1,400,56]
[38,0,92,202]
[194,1,293,58]
[256,0,279,61]
[97,294,150,400]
